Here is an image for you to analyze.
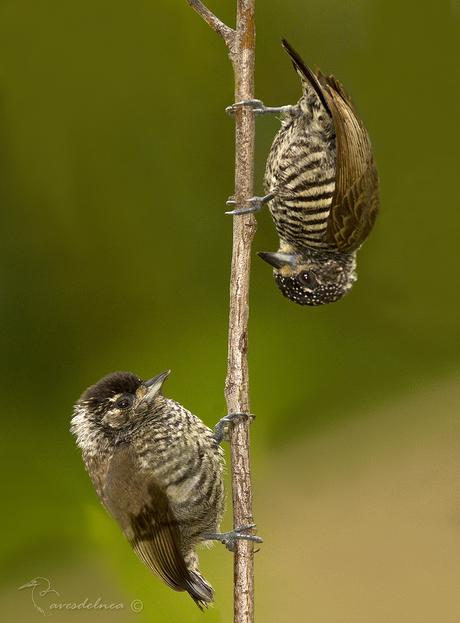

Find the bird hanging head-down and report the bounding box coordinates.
[228,39,379,306]
[71,370,260,608]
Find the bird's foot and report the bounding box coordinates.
[226,99,295,116]
[225,191,275,215]
[203,525,263,552]
[213,412,254,444]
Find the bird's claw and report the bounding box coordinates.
[203,524,263,552]
[213,412,254,444]
[225,192,275,216]
[226,99,267,115]
[226,99,295,116]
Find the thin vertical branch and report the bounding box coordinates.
[186,2,257,623]
[225,3,257,623]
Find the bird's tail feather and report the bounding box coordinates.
[281,38,330,113]
[185,570,214,610]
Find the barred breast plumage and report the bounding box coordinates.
[132,398,225,549]
[265,82,337,251]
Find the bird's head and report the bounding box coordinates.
[258,249,356,306]
[71,370,170,446]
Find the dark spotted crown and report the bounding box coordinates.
[260,248,356,306]
[274,270,353,305]
[79,372,142,407]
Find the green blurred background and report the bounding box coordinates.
[1,1,459,621]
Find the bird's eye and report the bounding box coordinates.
[298,271,317,290]
[116,396,133,409]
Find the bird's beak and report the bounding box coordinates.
[141,370,171,404]
[18,580,37,590]
[258,251,297,269]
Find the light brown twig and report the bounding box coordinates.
[186,1,235,50]
[186,2,258,623]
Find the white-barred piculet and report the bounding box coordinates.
[71,370,260,608]
[228,40,379,306]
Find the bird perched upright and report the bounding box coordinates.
[227,40,379,306]
[71,370,259,608]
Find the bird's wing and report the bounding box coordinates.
[102,447,213,609]
[319,74,379,252]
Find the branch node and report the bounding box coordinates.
[187,0,236,49]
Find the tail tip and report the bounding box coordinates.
[281,37,291,50]
[187,571,214,610]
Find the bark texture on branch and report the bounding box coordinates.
[187,2,257,623]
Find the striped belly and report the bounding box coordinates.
[265,119,336,251]
[164,441,225,542]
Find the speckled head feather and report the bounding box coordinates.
[260,247,356,306]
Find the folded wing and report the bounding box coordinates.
[102,447,213,609]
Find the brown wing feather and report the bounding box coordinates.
[321,75,379,252]
[102,448,213,608]
[129,481,213,608]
